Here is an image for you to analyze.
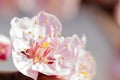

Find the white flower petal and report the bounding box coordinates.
[12,50,38,80]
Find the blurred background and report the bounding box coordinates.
[0,0,120,80]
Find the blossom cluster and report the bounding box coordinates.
[10,11,96,80]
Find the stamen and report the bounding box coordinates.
[24,48,27,51]
[79,64,89,70]
[28,31,32,34]
[33,56,40,64]
[55,41,58,44]
[40,42,50,48]
[57,33,61,37]
[79,72,89,78]
[38,35,43,39]
[49,32,53,37]
[34,21,39,25]
[62,56,65,60]
[45,20,49,24]
[25,49,29,53]
[65,44,68,47]
[44,59,49,63]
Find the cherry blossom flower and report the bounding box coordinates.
[10,11,64,80]
[53,35,96,80]
[0,34,11,61]
[10,11,96,80]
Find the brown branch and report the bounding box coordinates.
[0,71,63,80]
[37,72,63,80]
[0,71,33,80]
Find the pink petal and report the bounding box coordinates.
[12,50,38,80]
[0,35,11,61]
[38,11,62,36]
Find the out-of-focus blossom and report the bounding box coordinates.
[10,11,96,80]
[0,35,11,61]
[35,0,81,19]
[0,0,18,16]
[17,0,35,14]
[15,0,81,19]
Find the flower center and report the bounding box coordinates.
[21,41,55,64]
[39,42,50,48]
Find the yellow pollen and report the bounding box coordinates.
[49,32,52,37]
[24,48,27,51]
[33,56,40,64]
[57,33,61,37]
[45,20,49,24]
[79,72,89,78]
[62,56,65,60]
[28,31,32,34]
[65,44,68,47]
[34,21,39,25]
[38,35,43,39]
[40,42,50,48]
[55,42,58,44]
[44,59,49,63]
